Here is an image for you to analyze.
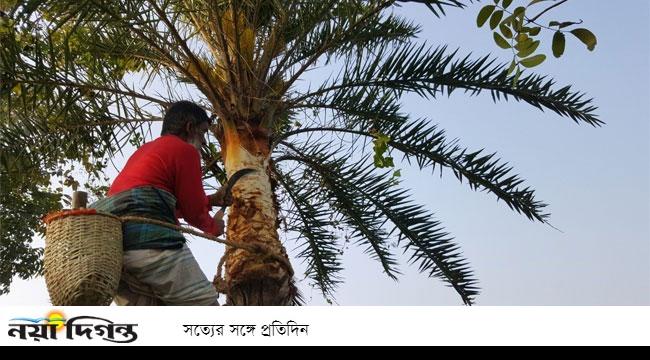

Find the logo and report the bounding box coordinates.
[8,310,138,343]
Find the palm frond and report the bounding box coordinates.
[276,140,479,305]
[281,3,419,67]
[395,0,473,18]
[275,166,344,298]
[276,118,549,223]
[278,141,402,281]
[266,1,417,92]
[292,43,602,126]
[0,1,177,159]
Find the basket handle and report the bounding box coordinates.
[72,191,88,209]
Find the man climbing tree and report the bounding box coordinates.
[91,101,231,305]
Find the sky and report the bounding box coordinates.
[1,0,648,306]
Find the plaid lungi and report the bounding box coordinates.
[90,187,185,250]
[90,187,219,305]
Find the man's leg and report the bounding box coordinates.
[117,244,219,306]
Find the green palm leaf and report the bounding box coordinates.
[277,140,478,304]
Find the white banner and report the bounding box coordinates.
[1,306,649,346]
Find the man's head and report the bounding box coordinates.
[161,101,212,150]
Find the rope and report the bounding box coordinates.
[213,251,230,294]
[119,215,294,280]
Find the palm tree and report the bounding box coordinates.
[0,0,600,305]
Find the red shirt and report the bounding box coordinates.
[109,135,218,235]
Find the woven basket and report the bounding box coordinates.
[43,209,122,306]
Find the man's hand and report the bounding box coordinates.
[214,209,225,236]
[209,186,233,207]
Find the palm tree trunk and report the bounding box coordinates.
[217,121,295,305]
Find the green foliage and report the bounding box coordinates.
[520,54,546,68]
[0,151,62,295]
[552,31,566,58]
[477,4,495,27]
[570,28,597,51]
[372,132,394,168]
[277,140,479,303]
[478,0,598,84]
[277,168,344,298]
[0,0,601,305]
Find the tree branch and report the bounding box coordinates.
[16,79,170,106]
[529,0,569,23]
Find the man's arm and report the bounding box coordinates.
[208,187,233,207]
[173,145,222,235]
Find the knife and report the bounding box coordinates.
[219,168,257,213]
